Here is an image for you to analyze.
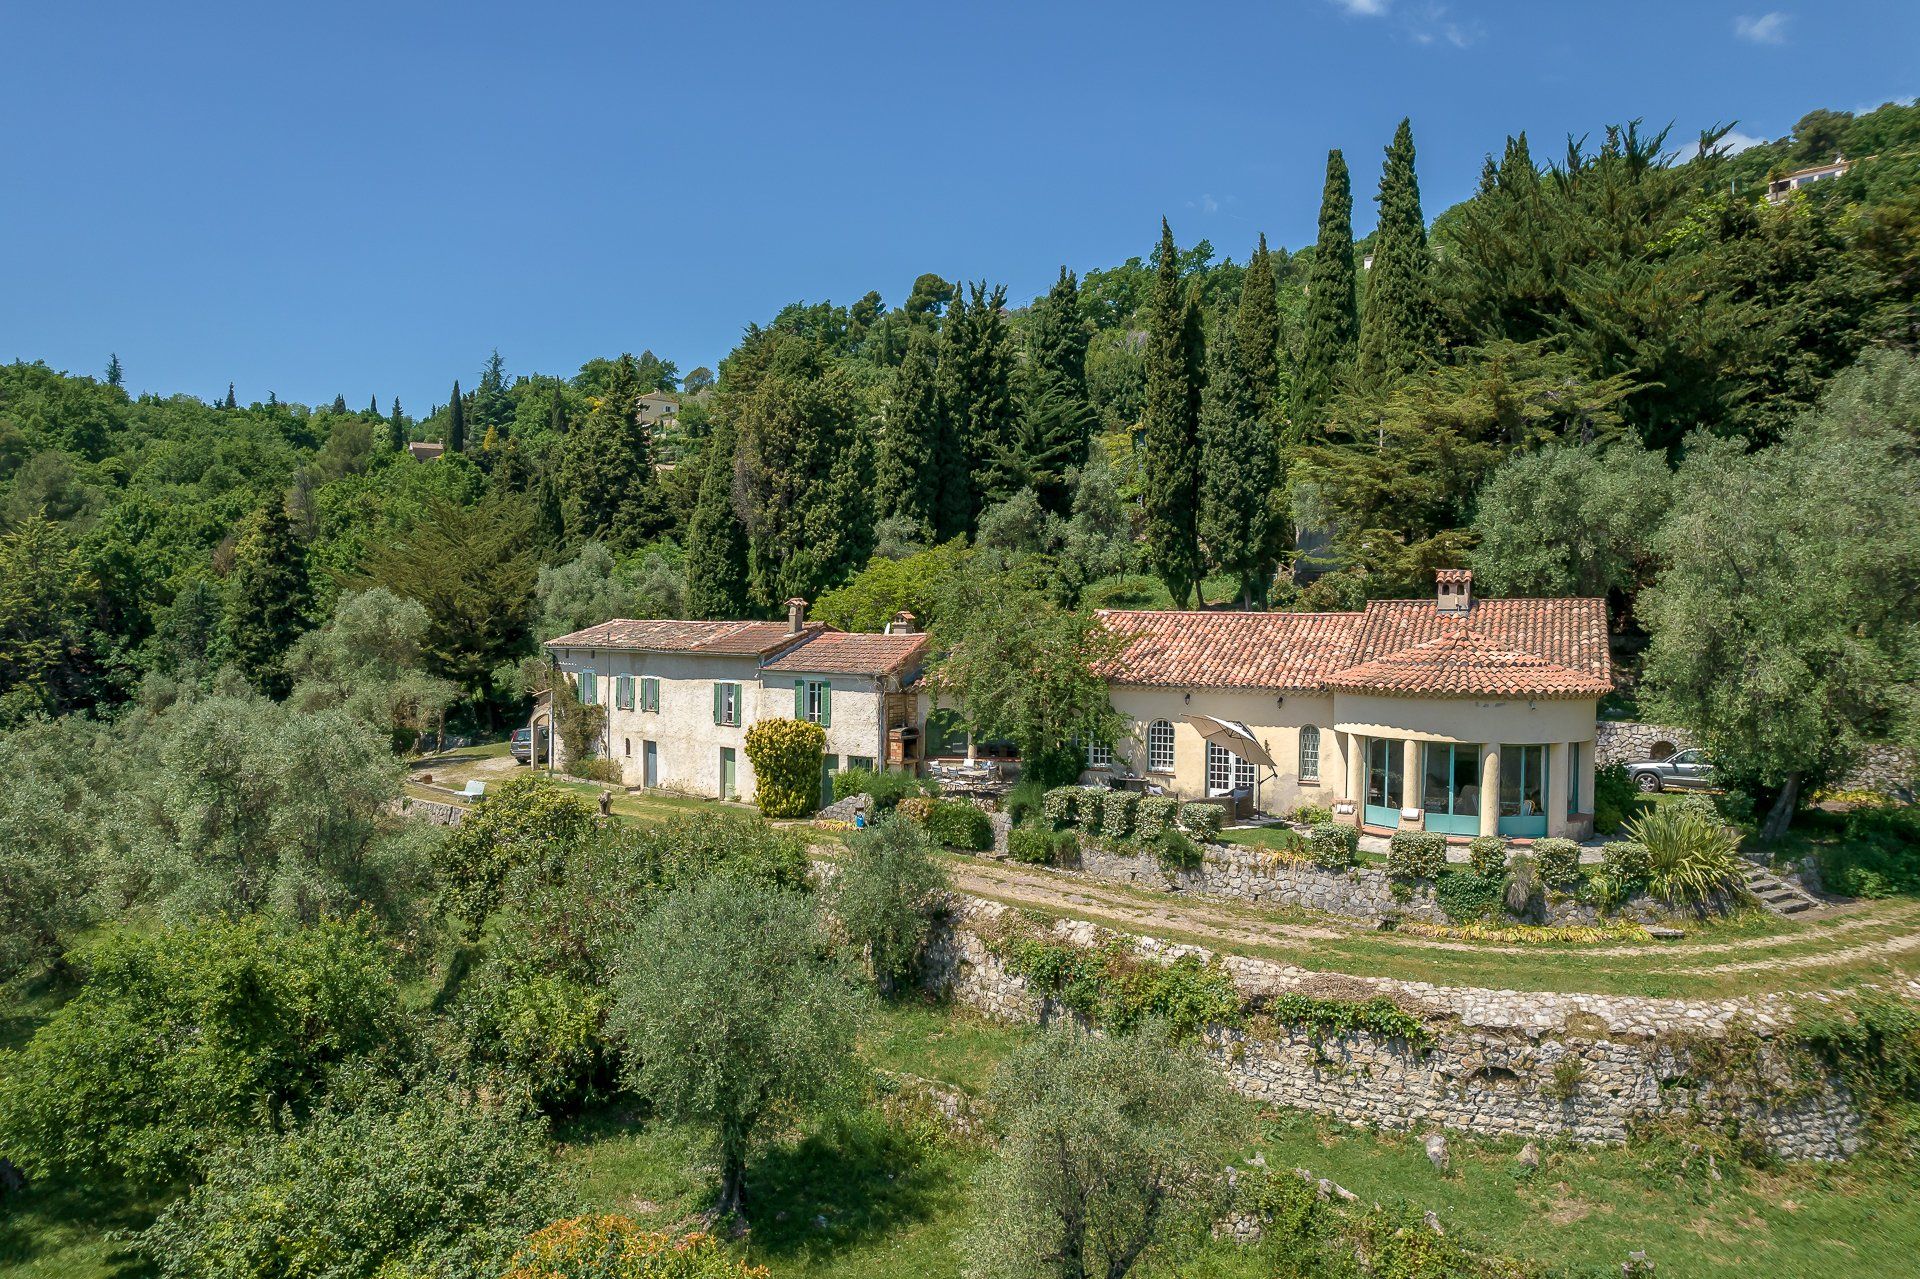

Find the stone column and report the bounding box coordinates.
[1479,742,1501,838]
[1546,742,1570,838]
[1400,738,1422,822]
[1347,732,1364,805]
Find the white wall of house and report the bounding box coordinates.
[752,673,889,773]
[1099,687,1344,814]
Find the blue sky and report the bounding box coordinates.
[2,1,1913,412]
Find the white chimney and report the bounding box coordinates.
[786,597,808,634]
[886,610,918,635]
[1436,569,1472,617]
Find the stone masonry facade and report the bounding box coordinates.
[923,896,1870,1160]
[1596,720,1916,795]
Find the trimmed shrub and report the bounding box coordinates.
[1533,838,1583,889]
[1435,871,1504,923]
[1153,829,1204,873]
[741,717,826,818]
[1042,786,1079,826]
[1466,836,1508,879]
[1307,821,1358,871]
[1178,802,1224,843]
[1600,840,1651,889]
[832,766,929,812]
[922,799,994,851]
[1134,795,1181,842]
[1592,762,1634,835]
[1670,793,1722,827]
[1386,830,1447,880]
[895,795,935,825]
[1291,802,1334,826]
[1008,824,1057,865]
[1100,790,1138,841]
[1074,787,1105,831]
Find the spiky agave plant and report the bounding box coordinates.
[1625,804,1745,911]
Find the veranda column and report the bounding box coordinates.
[1400,738,1421,819]
[1346,733,1364,808]
[1479,742,1501,838]
[1546,742,1570,838]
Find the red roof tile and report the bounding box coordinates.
[1096,597,1611,699]
[545,619,825,658]
[762,631,930,677]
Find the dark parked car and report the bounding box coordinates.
[1626,747,1714,793]
[509,726,548,765]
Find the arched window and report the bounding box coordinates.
[1298,725,1320,782]
[1147,720,1175,773]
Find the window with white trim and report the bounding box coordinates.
[1206,741,1256,794]
[1086,739,1112,768]
[1298,725,1320,782]
[615,674,635,710]
[578,668,597,706]
[1147,720,1175,773]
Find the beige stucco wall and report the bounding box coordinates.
[1099,687,1346,814]
[548,646,890,804]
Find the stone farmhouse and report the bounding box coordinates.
[541,571,1610,842]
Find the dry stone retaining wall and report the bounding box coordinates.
[924,897,1870,1160]
[1596,721,1916,795]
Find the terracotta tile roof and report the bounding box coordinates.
[1096,597,1611,699]
[1320,627,1613,699]
[762,631,930,678]
[545,619,825,658]
[1094,610,1368,689]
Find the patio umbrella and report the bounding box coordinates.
[1183,715,1276,813]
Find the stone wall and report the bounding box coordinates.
[1069,839,1655,927]
[392,796,466,827]
[1596,720,1916,795]
[924,897,1870,1160]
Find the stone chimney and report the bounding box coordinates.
[785,597,808,634]
[1436,569,1472,617]
[886,610,918,635]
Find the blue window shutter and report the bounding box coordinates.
[820,682,832,728]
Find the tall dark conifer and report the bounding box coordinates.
[934,282,1015,537]
[447,380,467,453]
[547,383,569,435]
[1234,236,1283,423]
[331,394,349,414]
[224,382,238,410]
[223,498,311,698]
[684,419,751,619]
[389,397,407,451]
[875,326,943,535]
[1001,267,1094,512]
[559,354,656,550]
[1140,220,1205,606]
[105,353,123,387]
[1356,119,1438,388]
[1199,307,1277,607]
[1294,150,1360,428]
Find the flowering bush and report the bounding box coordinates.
[741,717,826,819]
[1133,795,1181,842]
[1074,787,1105,831]
[1307,821,1357,871]
[1042,786,1080,826]
[1532,838,1584,889]
[1100,790,1138,840]
[1386,830,1447,880]
[502,1215,768,1278]
[1178,802,1224,843]
[1466,836,1508,879]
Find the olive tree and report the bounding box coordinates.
[830,814,950,994]
[963,1022,1245,1279]
[606,880,864,1214]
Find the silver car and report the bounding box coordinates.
[1626,748,1714,793]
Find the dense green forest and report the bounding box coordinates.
[2,99,1917,802]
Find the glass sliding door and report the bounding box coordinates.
[1421,742,1483,836]
[1363,738,1402,829]
[1499,744,1548,837]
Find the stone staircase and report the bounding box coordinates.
[1740,860,1822,916]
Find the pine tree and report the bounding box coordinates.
[1294,150,1360,428]
[875,326,943,535]
[934,282,1016,538]
[1004,267,1094,512]
[684,419,751,619]
[388,397,407,451]
[331,394,348,414]
[1235,236,1283,425]
[559,354,657,551]
[1356,119,1439,389]
[447,380,466,453]
[472,349,512,435]
[105,353,123,388]
[1140,220,1205,606]
[225,382,238,410]
[1199,307,1277,607]
[224,498,311,698]
[547,383,568,435]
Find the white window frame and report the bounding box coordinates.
[1299,725,1320,782]
[1147,720,1175,773]
[719,682,740,726]
[578,668,597,706]
[806,680,826,725]
[1087,739,1112,769]
[1206,741,1255,795]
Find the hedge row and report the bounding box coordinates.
[1040,787,1223,845]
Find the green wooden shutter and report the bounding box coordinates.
[794,678,805,719]
[580,669,596,705]
[820,682,831,728]
[712,682,722,725]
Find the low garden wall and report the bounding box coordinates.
[1068,838,1660,928]
[923,897,1869,1160]
[1596,720,1916,795]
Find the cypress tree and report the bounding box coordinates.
[1234,236,1283,424]
[389,397,406,451]
[225,382,238,410]
[547,383,568,435]
[875,326,943,535]
[105,353,123,387]
[934,282,1015,538]
[1002,267,1094,512]
[559,354,657,551]
[1140,220,1205,607]
[684,419,751,619]
[1294,150,1360,427]
[1199,307,1277,608]
[367,394,380,417]
[331,394,348,414]
[447,380,467,453]
[1356,119,1439,389]
[223,497,311,698]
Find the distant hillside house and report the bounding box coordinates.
[1766,155,1854,204]
[407,441,445,461]
[1089,571,1610,840]
[543,599,927,805]
[635,391,679,427]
